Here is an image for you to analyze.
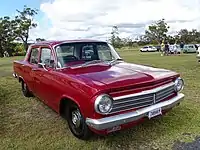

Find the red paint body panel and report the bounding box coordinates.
[13,40,180,135]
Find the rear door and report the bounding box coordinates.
[24,46,40,93]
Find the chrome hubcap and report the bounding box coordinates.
[24,83,27,89]
[23,83,27,92]
[71,110,81,128]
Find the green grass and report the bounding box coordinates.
[1,51,200,150]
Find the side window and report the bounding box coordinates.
[97,44,113,61]
[30,48,39,64]
[40,48,54,68]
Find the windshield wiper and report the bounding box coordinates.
[81,60,103,67]
[109,58,123,66]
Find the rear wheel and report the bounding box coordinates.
[21,81,32,97]
[65,102,92,140]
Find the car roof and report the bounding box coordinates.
[30,39,105,47]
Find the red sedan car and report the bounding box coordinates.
[13,40,184,140]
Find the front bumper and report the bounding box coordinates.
[86,93,184,130]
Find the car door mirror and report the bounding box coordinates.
[38,63,48,71]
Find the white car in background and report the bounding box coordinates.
[169,45,181,54]
[197,47,200,62]
[140,46,157,52]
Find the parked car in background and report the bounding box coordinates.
[183,44,197,53]
[169,45,181,54]
[140,46,157,52]
[197,47,200,62]
[155,45,161,51]
[13,40,185,140]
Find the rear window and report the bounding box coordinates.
[29,48,39,64]
[188,45,194,48]
[82,45,95,60]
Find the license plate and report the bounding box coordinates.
[148,108,162,119]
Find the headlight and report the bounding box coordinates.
[174,77,184,92]
[95,94,113,114]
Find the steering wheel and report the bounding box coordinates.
[63,55,78,63]
[65,55,78,60]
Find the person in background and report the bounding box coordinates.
[161,40,165,56]
[174,42,178,55]
[195,44,198,51]
[180,42,184,52]
[164,42,169,56]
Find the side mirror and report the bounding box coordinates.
[38,63,48,71]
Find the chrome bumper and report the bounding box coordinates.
[86,93,184,130]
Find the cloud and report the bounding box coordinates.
[30,0,200,41]
[114,23,146,29]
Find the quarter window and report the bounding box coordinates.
[30,48,39,64]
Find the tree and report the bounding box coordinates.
[109,25,124,48]
[110,26,119,46]
[167,35,176,44]
[137,35,150,46]
[0,16,16,57]
[36,38,46,42]
[177,29,200,44]
[145,19,170,44]
[177,29,190,43]
[14,5,38,51]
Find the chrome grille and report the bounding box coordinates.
[155,85,175,103]
[110,83,175,114]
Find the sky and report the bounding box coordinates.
[1,0,200,41]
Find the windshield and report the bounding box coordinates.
[55,42,121,68]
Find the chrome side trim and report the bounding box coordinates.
[113,82,175,100]
[86,93,184,130]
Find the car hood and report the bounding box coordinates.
[65,62,178,90]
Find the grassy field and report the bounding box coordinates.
[1,50,200,150]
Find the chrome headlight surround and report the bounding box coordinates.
[174,77,184,92]
[94,94,113,115]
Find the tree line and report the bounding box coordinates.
[109,19,200,48]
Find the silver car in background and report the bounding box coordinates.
[169,45,181,54]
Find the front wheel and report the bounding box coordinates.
[65,102,92,140]
[21,81,33,97]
